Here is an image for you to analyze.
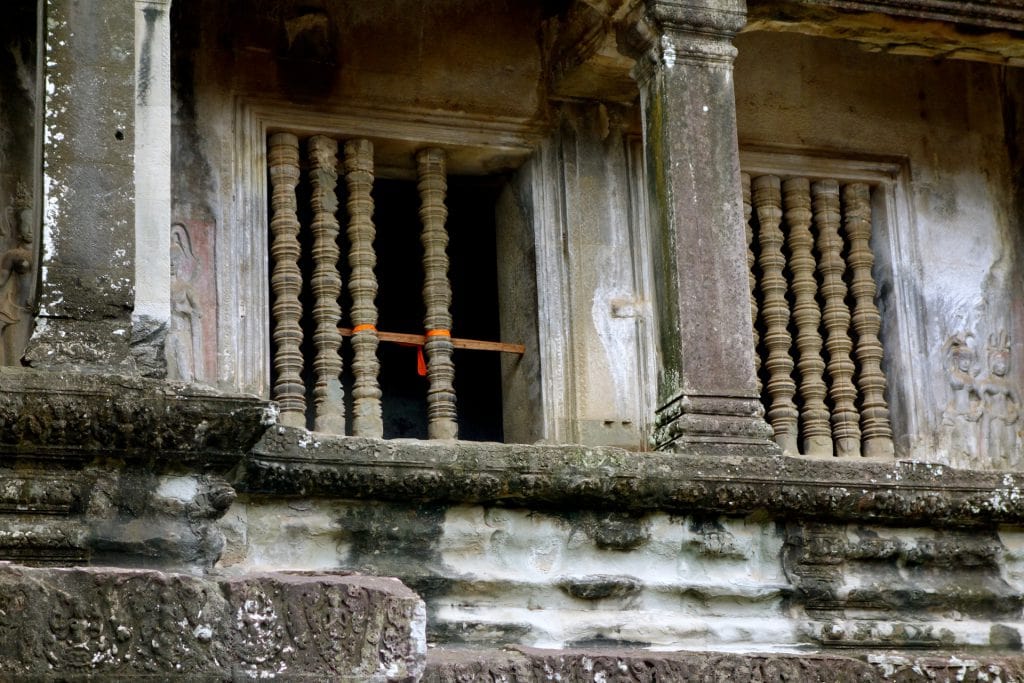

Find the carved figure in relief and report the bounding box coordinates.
[941,332,982,463]
[0,182,33,366]
[167,223,203,382]
[981,331,1020,466]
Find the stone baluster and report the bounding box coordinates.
[741,173,761,393]
[417,148,458,440]
[812,179,861,457]
[344,139,384,438]
[308,135,345,434]
[753,175,798,455]
[843,183,894,458]
[617,0,775,455]
[268,132,306,428]
[783,177,832,457]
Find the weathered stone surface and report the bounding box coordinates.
[241,427,1024,527]
[0,565,425,681]
[0,368,271,464]
[423,647,1024,681]
[746,0,1024,64]
[425,647,879,681]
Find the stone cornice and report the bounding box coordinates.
[241,427,1024,528]
[0,369,273,467]
[749,0,1024,31]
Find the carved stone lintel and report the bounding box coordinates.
[344,139,383,439]
[416,148,458,441]
[268,133,306,428]
[308,135,345,435]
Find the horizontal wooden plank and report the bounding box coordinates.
[338,327,525,355]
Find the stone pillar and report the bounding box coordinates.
[133,0,173,375]
[25,0,136,370]
[620,0,776,455]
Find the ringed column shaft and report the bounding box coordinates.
[618,0,776,455]
[812,179,861,457]
[268,132,306,428]
[417,148,458,440]
[344,139,383,438]
[843,183,894,458]
[741,173,761,394]
[308,135,345,434]
[753,176,798,455]
[783,177,832,456]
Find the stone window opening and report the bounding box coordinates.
[740,149,916,459]
[266,132,510,441]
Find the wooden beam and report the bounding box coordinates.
[338,327,525,355]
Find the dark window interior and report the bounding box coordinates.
[272,158,504,441]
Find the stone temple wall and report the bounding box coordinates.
[3,0,1024,680]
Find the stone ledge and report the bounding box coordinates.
[750,0,1024,30]
[240,427,1024,527]
[0,369,272,467]
[424,646,1024,682]
[0,564,425,681]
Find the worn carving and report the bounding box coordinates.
[344,138,383,438]
[982,331,1020,467]
[783,177,832,457]
[308,135,345,434]
[0,566,425,680]
[812,179,861,457]
[753,175,798,455]
[0,182,33,367]
[417,148,458,440]
[268,132,306,428]
[166,223,203,382]
[843,183,894,458]
[942,330,1021,468]
[943,331,983,463]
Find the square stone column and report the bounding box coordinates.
[25,0,137,370]
[620,0,776,455]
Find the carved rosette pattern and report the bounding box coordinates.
[416,148,458,440]
[812,180,861,457]
[308,136,345,434]
[843,183,894,458]
[268,133,306,428]
[344,139,383,438]
[782,178,832,457]
[753,176,798,455]
[741,173,761,393]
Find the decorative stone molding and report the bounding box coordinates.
[0,368,271,465]
[0,565,425,681]
[753,0,1024,30]
[241,427,1024,528]
[424,646,1024,681]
